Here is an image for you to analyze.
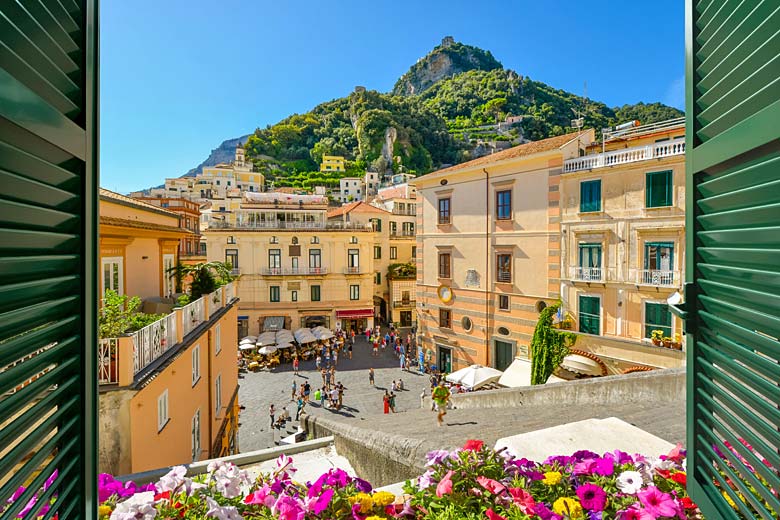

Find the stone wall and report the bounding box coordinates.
[99,388,135,475]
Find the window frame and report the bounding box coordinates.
[496,253,512,283]
[438,197,451,225]
[268,248,281,269]
[498,294,510,311]
[439,308,452,329]
[158,389,169,432]
[311,285,321,302]
[215,374,222,416]
[350,284,360,300]
[214,323,221,355]
[191,408,201,462]
[162,253,175,297]
[373,245,382,259]
[309,249,322,269]
[101,256,124,296]
[348,249,360,268]
[390,246,397,260]
[643,300,673,339]
[578,243,603,268]
[496,189,512,220]
[644,241,675,271]
[270,285,281,302]
[645,170,673,208]
[580,179,602,213]
[411,246,417,259]
[191,344,201,386]
[578,294,602,336]
[438,252,451,279]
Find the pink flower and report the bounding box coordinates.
[436,470,454,497]
[616,505,655,520]
[508,487,536,514]
[637,486,677,518]
[485,508,507,520]
[304,488,334,515]
[272,494,305,520]
[476,476,506,495]
[244,484,275,508]
[576,483,607,511]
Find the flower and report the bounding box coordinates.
[476,476,506,495]
[680,497,697,510]
[425,450,452,466]
[576,483,607,511]
[670,471,686,486]
[721,490,737,509]
[593,457,614,476]
[418,470,435,490]
[463,439,485,452]
[552,497,583,517]
[109,491,157,520]
[157,466,187,493]
[616,471,644,494]
[349,492,374,514]
[534,501,563,520]
[354,477,373,493]
[244,484,275,508]
[485,508,507,520]
[508,487,536,514]
[616,505,654,520]
[435,470,454,497]
[272,494,306,520]
[205,496,242,520]
[372,491,395,507]
[305,488,334,515]
[98,505,112,517]
[637,486,677,518]
[542,471,562,486]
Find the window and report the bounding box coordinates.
[402,222,414,235]
[499,294,510,311]
[411,246,417,258]
[496,253,512,283]
[311,285,321,302]
[580,180,602,212]
[348,249,359,270]
[192,409,201,461]
[438,252,451,279]
[461,316,473,332]
[402,291,410,305]
[644,242,674,271]
[163,253,175,296]
[496,190,512,220]
[646,170,673,208]
[579,243,602,268]
[311,236,320,244]
[309,249,322,270]
[102,256,123,295]
[192,345,200,385]
[350,236,358,244]
[375,272,381,285]
[291,290,298,302]
[270,286,280,302]
[270,236,278,244]
[374,245,382,259]
[390,221,397,236]
[350,285,360,300]
[578,295,601,335]
[370,218,382,231]
[158,390,169,431]
[215,375,222,415]
[645,302,672,338]
[225,249,238,271]
[268,249,281,269]
[438,198,451,224]
[439,309,452,328]
[215,323,221,354]
[390,247,397,260]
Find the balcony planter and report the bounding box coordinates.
[662,337,673,348]
[650,330,664,346]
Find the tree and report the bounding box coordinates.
[529,302,577,385]
[166,261,234,301]
[484,97,507,124]
[99,290,164,339]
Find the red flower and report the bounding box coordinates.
[656,469,671,479]
[154,490,171,502]
[463,439,485,452]
[671,472,687,486]
[681,497,697,510]
[485,508,507,520]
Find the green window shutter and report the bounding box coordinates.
[0,0,98,517]
[644,302,672,337]
[578,295,600,335]
[580,180,601,212]
[684,0,780,517]
[646,170,673,207]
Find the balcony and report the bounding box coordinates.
[563,139,685,173]
[392,208,416,216]
[98,281,238,386]
[392,299,415,308]
[389,232,415,239]
[343,267,362,274]
[260,267,328,276]
[571,267,604,282]
[637,269,679,287]
[207,219,373,231]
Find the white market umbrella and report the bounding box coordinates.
[258,346,278,355]
[240,335,257,344]
[560,354,603,376]
[275,342,294,350]
[446,364,503,390]
[312,327,334,340]
[498,359,565,388]
[239,343,257,351]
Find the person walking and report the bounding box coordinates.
[303,381,311,402]
[292,356,299,376]
[383,390,390,414]
[315,354,321,370]
[347,342,353,359]
[320,367,327,387]
[291,379,297,401]
[369,368,375,386]
[389,392,397,413]
[330,387,339,409]
[400,353,405,371]
[372,338,379,357]
[295,396,305,421]
[337,382,344,408]
[325,369,331,389]
[432,381,451,427]
[333,350,338,366]
[269,404,275,428]
[314,387,321,404]
[398,378,404,391]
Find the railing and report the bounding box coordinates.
[132,311,178,376]
[637,269,678,286]
[563,139,685,173]
[182,297,205,337]
[392,300,415,307]
[207,219,374,231]
[392,208,416,216]
[224,281,235,302]
[344,267,361,274]
[571,266,604,282]
[389,232,415,239]
[208,287,224,315]
[98,338,119,384]
[260,267,329,276]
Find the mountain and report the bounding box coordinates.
[183,135,251,177]
[392,36,503,96]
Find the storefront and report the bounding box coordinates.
[336,309,374,334]
[301,314,330,329]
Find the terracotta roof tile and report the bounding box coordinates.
[99,216,192,235]
[100,188,179,217]
[327,201,391,218]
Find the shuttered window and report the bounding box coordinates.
[645,170,673,207]
[0,1,98,516]
[644,302,672,338]
[684,1,780,517]
[580,180,601,212]
[578,295,600,335]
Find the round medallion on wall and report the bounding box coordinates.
[437,285,453,304]
[497,326,510,336]
[461,316,473,332]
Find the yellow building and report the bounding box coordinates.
[413,132,590,372]
[320,155,346,172]
[203,192,378,335]
[98,190,239,474]
[559,118,686,374]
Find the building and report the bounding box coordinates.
[203,192,377,336]
[131,196,205,264]
[558,118,686,374]
[413,132,591,373]
[98,189,239,474]
[320,155,346,172]
[338,177,364,203]
[364,171,380,198]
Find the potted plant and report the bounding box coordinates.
[651,329,664,346]
[662,336,673,348]
[671,333,683,350]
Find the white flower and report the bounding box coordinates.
[616,470,644,494]
[209,461,251,498]
[157,466,187,492]
[205,496,242,520]
[110,491,157,520]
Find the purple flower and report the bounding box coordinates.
[576,483,607,511]
[594,457,615,476]
[272,494,306,520]
[353,477,372,493]
[572,459,596,476]
[43,471,58,492]
[610,450,634,464]
[543,455,575,466]
[572,450,600,461]
[324,468,351,488]
[637,486,677,518]
[425,450,451,466]
[588,512,603,520]
[534,502,563,520]
[418,470,435,490]
[8,487,26,504]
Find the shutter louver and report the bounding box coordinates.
[685,0,780,518]
[0,1,98,518]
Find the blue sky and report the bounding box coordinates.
[101,0,684,193]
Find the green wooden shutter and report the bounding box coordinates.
[580,180,601,212]
[0,1,98,518]
[682,0,780,517]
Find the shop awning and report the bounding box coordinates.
[263,316,285,331]
[336,309,374,319]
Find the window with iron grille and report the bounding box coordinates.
[438,198,451,224]
[496,253,512,283]
[439,309,452,328]
[438,252,451,279]
[496,190,512,220]
[580,179,602,212]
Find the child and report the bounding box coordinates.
[369,368,375,386]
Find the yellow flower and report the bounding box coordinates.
[542,471,562,486]
[349,492,374,513]
[553,497,583,517]
[372,491,395,507]
[366,517,385,520]
[98,505,112,518]
[722,490,737,509]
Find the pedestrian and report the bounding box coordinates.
[384,332,391,346]
[330,387,339,409]
[347,342,353,359]
[383,390,390,414]
[269,403,275,428]
[320,386,327,408]
[420,389,426,409]
[400,353,405,371]
[291,379,297,401]
[432,380,451,427]
[315,354,321,370]
[320,367,327,386]
[337,382,344,408]
[276,406,289,427]
[381,338,386,352]
[325,369,331,389]
[369,368,375,386]
[292,356,299,376]
[333,350,338,365]
[372,339,379,356]
[295,396,305,420]
[391,380,397,392]
[324,349,330,365]
[314,387,321,403]
[398,378,404,391]
[303,381,311,402]
[389,392,397,413]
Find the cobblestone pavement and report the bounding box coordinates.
[238,329,431,452]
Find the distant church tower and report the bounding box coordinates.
[235,143,245,168]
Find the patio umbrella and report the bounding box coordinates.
[446,364,503,390]
[312,327,334,340]
[258,346,278,355]
[240,337,257,345]
[275,342,294,349]
[239,343,257,351]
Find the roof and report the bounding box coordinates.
[99,216,193,235]
[375,185,413,201]
[326,201,391,218]
[423,131,586,178]
[100,188,179,218]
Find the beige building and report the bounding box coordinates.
[413,132,590,372]
[204,193,378,335]
[559,118,686,374]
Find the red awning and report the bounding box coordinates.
[336,309,374,319]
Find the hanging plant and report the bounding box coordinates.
[530,302,577,385]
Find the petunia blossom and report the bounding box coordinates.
[204,496,242,520]
[426,450,452,466]
[616,471,644,494]
[435,470,454,497]
[418,469,435,490]
[637,486,677,518]
[244,484,275,508]
[508,487,536,514]
[476,476,506,495]
[304,487,334,515]
[109,491,157,520]
[485,508,506,520]
[272,494,306,520]
[576,483,607,511]
[463,439,485,452]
